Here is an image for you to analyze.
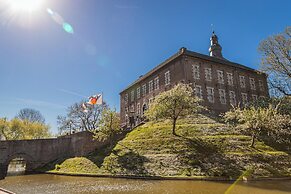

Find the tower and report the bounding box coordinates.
[209,31,223,59]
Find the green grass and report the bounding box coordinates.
[49,114,291,179]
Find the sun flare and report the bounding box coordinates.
[8,0,45,12]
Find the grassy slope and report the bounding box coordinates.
[50,115,291,179]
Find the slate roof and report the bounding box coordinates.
[120,48,266,94]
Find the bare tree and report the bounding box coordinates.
[258,26,291,97]
[57,101,106,135]
[15,108,45,124]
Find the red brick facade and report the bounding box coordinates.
[120,37,269,127]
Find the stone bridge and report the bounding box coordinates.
[0,131,107,180]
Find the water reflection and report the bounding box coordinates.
[0,174,290,194]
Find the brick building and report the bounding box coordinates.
[120,32,269,127]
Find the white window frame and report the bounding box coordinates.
[192,64,200,80]
[137,87,140,99]
[137,103,141,115]
[217,70,224,84]
[125,94,128,104]
[250,78,256,90]
[241,93,248,105]
[205,68,212,81]
[154,77,159,90]
[206,87,214,103]
[130,104,135,113]
[239,75,246,88]
[227,72,234,86]
[149,80,153,93]
[229,91,236,106]
[219,89,226,104]
[142,84,147,96]
[195,85,203,99]
[131,90,135,102]
[165,71,171,86]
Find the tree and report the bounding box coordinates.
[94,107,121,146]
[223,104,290,147]
[16,108,45,124]
[57,101,106,134]
[145,83,203,135]
[258,26,291,97]
[0,118,51,140]
[0,118,9,140]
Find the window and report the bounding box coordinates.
[219,89,226,104]
[192,64,200,80]
[130,104,135,112]
[259,80,264,91]
[229,91,236,106]
[194,85,203,99]
[142,84,147,96]
[217,70,224,84]
[154,77,159,90]
[239,75,246,88]
[137,87,140,99]
[241,93,248,105]
[250,78,256,90]
[125,94,128,104]
[227,73,234,86]
[205,68,212,81]
[137,103,141,115]
[252,94,258,101]
[149,80,153,93]
[165,71,170,85]
[206,87,214,103]
[131,90,135,102]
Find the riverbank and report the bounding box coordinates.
[45,115,291,180]
[45,171,291,181]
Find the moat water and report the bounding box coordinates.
[0,174,291,194]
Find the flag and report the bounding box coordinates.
[88,94,103,105]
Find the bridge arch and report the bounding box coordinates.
[0,131,109,180]
[5,152,35,174]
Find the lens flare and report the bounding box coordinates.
[8,0,44,12]
[63,23,74,34]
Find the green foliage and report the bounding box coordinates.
[49,115,291,178]
[248,96,291,116]
[94,107,121,143]
[0,118,51,140]
[145,83,203,135]
[224,102,291,147]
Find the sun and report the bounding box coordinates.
[8,0,45,12]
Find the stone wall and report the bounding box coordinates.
[0,131,106,180]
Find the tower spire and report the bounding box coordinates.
[209,31,223,59]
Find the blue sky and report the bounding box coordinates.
[0,0,290,133]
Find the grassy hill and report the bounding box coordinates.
[48,115,291,179]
